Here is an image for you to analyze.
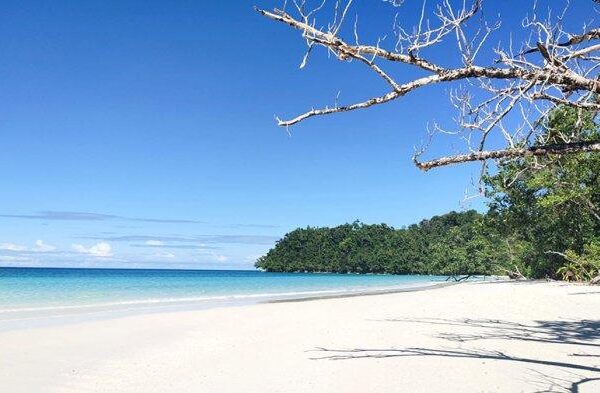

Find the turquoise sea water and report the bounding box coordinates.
[0,268,450,322]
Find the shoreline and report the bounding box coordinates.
[0,279,458,332]
[1,281,599,392]
[267,279,461,303]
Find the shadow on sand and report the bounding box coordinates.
[310,318,600,392]
[380,318,600,348]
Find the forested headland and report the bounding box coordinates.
[257,107,600,281]
[256,212,501,276]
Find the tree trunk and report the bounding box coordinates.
[502,266,525,280]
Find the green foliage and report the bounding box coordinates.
[256,211,508,276]
[484,105,600,280]
[556,242,600,282]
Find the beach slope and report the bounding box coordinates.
[1,281,599,392]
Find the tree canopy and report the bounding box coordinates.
[484,106,600,279]
[256,211,506,276]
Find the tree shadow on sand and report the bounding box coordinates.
[526,370,600,393]
[379,318,600,349]
[310,318,600,392]
[309,346,600,373]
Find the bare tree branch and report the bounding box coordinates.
[258,1,600,171]
[414,140,600,171]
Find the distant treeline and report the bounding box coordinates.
[256,211,506,276]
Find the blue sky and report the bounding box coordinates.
[0,0,593,269]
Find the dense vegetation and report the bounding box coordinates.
[257,107,600,281]
[256,211,506,276]
[484,106,600,280]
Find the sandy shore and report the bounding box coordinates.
[1,281,599,393]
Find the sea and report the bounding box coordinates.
[0,267,457,326]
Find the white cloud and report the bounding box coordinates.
[155,252,176,259]
[72,242,113,258]
[145,240,164,246]
[0,240,56,253]
[210,252,229,262]
[0,255,30,262]
[34,240,56,252]
[0,243,27,251]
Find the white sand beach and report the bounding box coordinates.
[1,281,599,393]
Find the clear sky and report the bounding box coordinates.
[0,0,592,269]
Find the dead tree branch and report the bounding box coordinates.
[414,140,600,170]
[258,1,600,171]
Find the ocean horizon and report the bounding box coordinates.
[0,267,455,324]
